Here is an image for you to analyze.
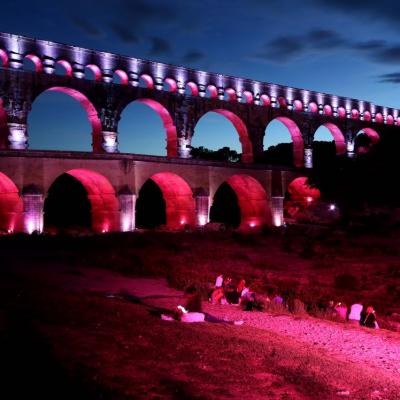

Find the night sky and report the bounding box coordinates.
[2,0,400,154]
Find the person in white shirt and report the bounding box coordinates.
[348,303,363,325]
[215,274,223,288]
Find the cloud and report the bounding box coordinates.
[254,36,306,62]
[182,50,205,63]
[148,37,173,56]
[310,0,400,29]
[378,72,400,83]
[109,22,138,43]
[69,15,104,39]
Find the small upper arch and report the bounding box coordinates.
[0,49,9,67]
[113,69,129,85]
[85,64,102,81]
[24,54,43,72]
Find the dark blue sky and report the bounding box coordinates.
[3,0,400,154]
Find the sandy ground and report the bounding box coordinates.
[52,267,400,380]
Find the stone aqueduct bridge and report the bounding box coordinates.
[0,32,399,234]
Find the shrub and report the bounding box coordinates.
[334,273,359,290]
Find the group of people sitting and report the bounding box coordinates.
[209,274,257,310]
[326,301,379,329]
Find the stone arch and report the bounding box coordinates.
[55,60,73,76]
[186,82,199,96]
[285,176,320,218]
[24,54,42,72]
[119,98,177,157]
[319,123,346,155]
[0,172,23,233]
[45,169,119,233]
[139,74,154,89]
[355,127,380,154]
[265,117,304,168]
[163,77,178,92]
[216,174,270,231]
[32,87,103,152]
[138,172,195,229]
[113,69,129,85]
[194,109,253,163]
[0,49,9,66]
[85,64,102,81]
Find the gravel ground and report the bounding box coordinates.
[59,270,400,379]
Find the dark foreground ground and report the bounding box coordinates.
[1,227,400,399]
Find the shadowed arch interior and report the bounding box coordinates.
[135,179,166,229]
[226,174,270,230]
[211,174,270,230]
[0,172,23,232]
[136,172,195,229]
[43,87,102,152]
[45,169,119,233]
[266,117,304,167]
[210,182,241,228]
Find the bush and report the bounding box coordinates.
[334,273,359,290]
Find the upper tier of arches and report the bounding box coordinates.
[0,41,397,126]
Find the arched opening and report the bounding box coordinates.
[0,172,23,233]
[185,82,199,96]
[206,84,218,98]
[55,60,73,76]
[192,110,252,163]
[163,78,177,92]
[211,174,269,231]
[375,113,383,123]
[210,182,241,228]
[139,74,154,89]
[263,117,304,167]
[118,98,177,156]
[23,54,42,72]
[313,123,345,165]
[337,107,346,118]
[135,179,166,229]
[284,177,320,219]
[44,169,119,233]
[293,100,303,112]
[260,94,271,106]
[242,91,253,104]
[113,69,129,85]
[355,127,380,154]
[136,172,195,230]
[85,64,102,81]
[0,49,8,67]
[224,88,237,102]
[28,87,102,152]
[308,102,318,113]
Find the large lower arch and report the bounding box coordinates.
[120,99,177,157]
[285,177,320,218]
[321,123,346,155]
[217,174,270,231]
[265,117,304,168]
[0,172,23,232]
[36,87,102,152]
[45,169,119,233]
[137,172,195,229]
[356,127,380,154]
